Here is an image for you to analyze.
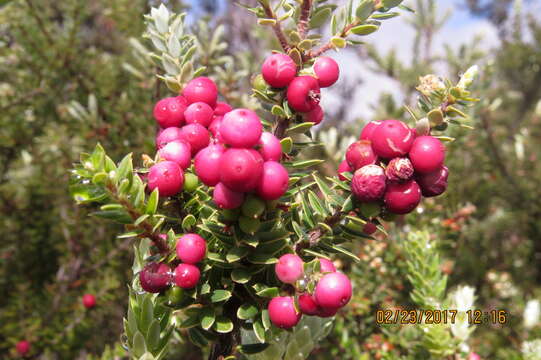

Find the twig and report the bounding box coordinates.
[261,3,291,52]
[307,21,359,59]
[298,0,312,39]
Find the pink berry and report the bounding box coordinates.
[319,258,336,273]
[345,140,378,171]
[214,102,233,116]
[256,161,289,200]
[268,296,301,329]
[298,293,319,315]
[258,132,282,161]
[184,101,214,128]
[183,77,218,106]
[314,272,352,309]
[317,306,339,318]
[306,104,324,124]
[176,233,207,264]
[351,165,387,202]
[275,253,304,284]
[220,109,263,148]
[194,144,225,186]
[174,263,200,289]
[208,116,224,141]
[313,56,339,87]
[286,76,321,113]
[359,120,382,141]
[261,53,297,88]
[16,341,30,356]
[385,157,414,182]
[82,294,96,309]
[213,182,245,209]
[371,119,414,158]
[468,353,481,360]
[363,222,377,235]
[337,160,352,181]
[416,165,449,197]
[158,141,192,170]
[156,127,184,149]
[384,179,421,214]
[408,135,445,174]
[148,161,184,197]
[153,97,187,128]
[180,123,210,155]
[140,262,172,293]
[220,149,264,192]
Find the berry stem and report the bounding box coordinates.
[261,3,291,53]
[297,0,312,39]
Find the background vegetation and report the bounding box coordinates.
[1,0,540,358]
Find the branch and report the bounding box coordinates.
[307,21,359,59]
[261,3,291,52]
[297,0,312,39]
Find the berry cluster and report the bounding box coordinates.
[268,254,352,329]
[139,233,207,295]
[339,119,448,224]
[260,53,340,123]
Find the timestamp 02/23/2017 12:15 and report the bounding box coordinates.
[375,309,508,325]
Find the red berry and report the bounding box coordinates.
[174,263,200,289]
[286,76,320,113]
[317,306,339,318]
[384,179,421,214]
[268,296,301,329]
[319,258,336,273]
[275,253,304,284]
[298,293,319,315]
[158,141,192,170]
[363,222,377,235]
[313,56,339,87]
[148,161,184,197]
[214,102,233,116]
[140,262,172,293]
[208,116,224,141]
[337,160,352,181]
[220,109,263,148]
[408,135,445,174]
[385,157,414,182]
[194,144,225,186]
[176,233,207,264]
[351,165,387,202]
[371,119,414,158]
[256,161,289,200]
[82,294,96,309]
[156,127,184,149]
[416,165,449,197]
[213,182,245,209]
[261,53,297,88]
[258,132,282,162]
[314,272,352,309]
[220,149,264,192]
[345,140,378,171]
[183,77,218,106]
[180,123,210,155]
[184,101,214,128]
[16,341,30,356]
[153,97,187,128]
[359,120,382,141]
[306,104,324,124]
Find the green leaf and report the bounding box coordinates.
[356,0,374,21]
[116,153,134,184]
[247,252,278,265]
[382,0,403,8]
[226,247,249,263]
[140,296,154,334]
[146,189,159,215]
[179,311,201,328]
[132,331,147,357]
[91,209,132,224]
[309,7,332,29]
[271,105,286,117]
[231,269,251,284]
[261,310,271,330]
[134,214,150,226]
[210,290,232,303]
[200,307,216,331]
[288,159,325,169]
[280,137,293,154]
[331,36,346,48]
[286,122,315,135]
[214,316,234,333]
[182,214,197,230]
[371,12,399,19]
[349,24,379,35]
[238,343,270,355]
[146,320,161,352]
[237,303,259,320]
[188,327,208,347]
[307,191,328,217]
[70,184,107,204]
[253,320,266,343]
[255,286,279,298]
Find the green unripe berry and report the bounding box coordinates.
[166,286,185,307]
[359,202,382,218]
[239,216,261,234]
[241,195,266,219]
[183,173,199,192]
[221,208,240,222]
